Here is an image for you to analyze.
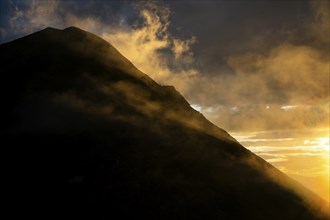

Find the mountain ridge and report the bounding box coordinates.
[1,27,328,220]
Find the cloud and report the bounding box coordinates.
[8,0,61,34]
[3,0,329,133]
[192,42,329,105]
[189,1,329,131]
[309,0,330,51]
[200,104,329,132]
[0,28,7,40]
[100,1,198,95]
[202,42,328,131]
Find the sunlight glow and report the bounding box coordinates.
[231,128,330,202]
[316,137,330,151]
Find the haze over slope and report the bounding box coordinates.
[1,27,328,220]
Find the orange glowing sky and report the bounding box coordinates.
[231,128,329,202]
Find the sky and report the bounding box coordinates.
[0,0,329,201]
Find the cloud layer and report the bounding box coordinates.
[1,0,329,132]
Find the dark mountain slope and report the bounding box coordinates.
[1,27,328,220]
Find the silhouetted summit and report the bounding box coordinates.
[1,27,328,220]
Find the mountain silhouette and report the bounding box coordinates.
[1,27,328,220]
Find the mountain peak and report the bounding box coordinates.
[38,26,87,36]
[63,26,83,31]
[39,26,90,34]
[43,26,60,31]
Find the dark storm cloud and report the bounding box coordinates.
[162,0,329,131]
[165,0,317,74]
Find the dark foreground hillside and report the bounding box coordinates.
[1,27,328,220]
